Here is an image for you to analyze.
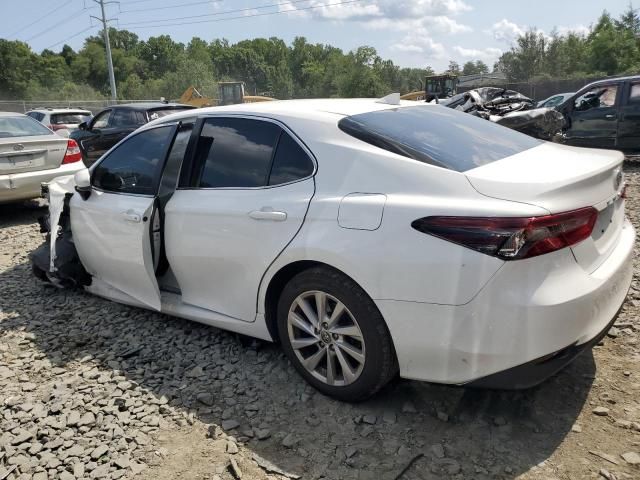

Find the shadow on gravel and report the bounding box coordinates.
[0,205,595,480]
[0,200,46,229]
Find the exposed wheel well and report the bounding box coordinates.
[264,260,348,342]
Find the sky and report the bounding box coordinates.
[0,0,634,71]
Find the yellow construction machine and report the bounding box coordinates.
[179,81,275,108]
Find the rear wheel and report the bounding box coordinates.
[277,266,397,402]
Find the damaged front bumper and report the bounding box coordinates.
[30,176,91,288]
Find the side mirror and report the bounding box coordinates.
[56,128,70,138]
[74,169,91,200]
[78,121,88,131]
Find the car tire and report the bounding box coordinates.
[32,263,49,283]
[277,266,397,402]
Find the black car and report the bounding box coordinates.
[558,75,640,151]
[71,103,196,165]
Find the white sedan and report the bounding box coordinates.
[33,98,634,401]
[0,112,85,203]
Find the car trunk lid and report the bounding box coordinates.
[0,135,68,175]
[465,142,625,272]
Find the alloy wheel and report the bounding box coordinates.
[287,290,366,386]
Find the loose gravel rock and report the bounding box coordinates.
[2,163,640,479]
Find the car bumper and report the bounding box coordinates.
[0,163,84,204]
[376,218,635,386]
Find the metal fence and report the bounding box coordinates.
[0,99,164,114]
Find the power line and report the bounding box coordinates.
[121,0,223,14]
[119,0,314,25]
[24,5,96,42]
[120,0,361,29]
[44,25,98,50]
[8,0,73,38]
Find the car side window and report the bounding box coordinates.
[268,132,314,185]
[110,109,137,127]
[92,126,174,195]
[628,83,640,103]
[544,96,563,107]
[574,85,618,111]
[196,117,280,188]
[92,110,111,129]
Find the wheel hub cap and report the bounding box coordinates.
[287,290,366,387]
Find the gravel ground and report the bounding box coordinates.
[1,165,639,480]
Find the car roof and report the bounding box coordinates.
[111,102,194,111]
[0,112,28,117]
[146,98,428,127]
[26,108,92,113]
[585,75,640,89]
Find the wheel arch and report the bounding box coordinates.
[263,260,375,343]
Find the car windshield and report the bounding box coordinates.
[0,116,53,138]
[338,105,541,172]
[51,113,91,124]
[147,107,193,121]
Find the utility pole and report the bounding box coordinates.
[91,0,118,102]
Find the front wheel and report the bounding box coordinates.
[277,267,397,402]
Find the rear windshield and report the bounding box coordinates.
[338,105,541,172]
[147,107,194,121]
[51,113,91,125]
[0,116,52,138]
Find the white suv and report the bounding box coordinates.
[26,108,92,133]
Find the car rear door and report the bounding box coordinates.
[70,124,180,310]
[79,109,112,164]
[563,83,620,148]
[616,80,640,151]
[164,116,316,322]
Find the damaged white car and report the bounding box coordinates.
[32,99,634,401]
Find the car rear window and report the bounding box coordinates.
[0,116,53,138]
[51,113,90,124]
[338,105,541,172]
[147,107,194,121]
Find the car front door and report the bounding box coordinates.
[563,83,620,148]
[616,80,640,151]
[70,124,179,310]
[164,116,316,322]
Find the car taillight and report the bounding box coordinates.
[62,139,82,164]
[411,207,598,260]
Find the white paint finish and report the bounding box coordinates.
[465,142,624,213]
[71,189,161,310]
[70,98,636,389]
[378,218,635,383]
[164,178,314,322]
[338,193,386,230]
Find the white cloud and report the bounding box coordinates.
[390,29,446,59]
[279,0,472,32]
[557,24,590,36]
[487,18,525,44]
[453,46,502,59]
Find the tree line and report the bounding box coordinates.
[0,6,638,101]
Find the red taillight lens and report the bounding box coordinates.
[62,139,82,164]
[412,207,598,260]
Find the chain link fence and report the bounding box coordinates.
[0,99,164,114]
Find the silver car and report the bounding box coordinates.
[0,112,85,204]
[26,108,93,133]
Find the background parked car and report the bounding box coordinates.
[70,103,196,165]
[536,92,574,108]
[558,75,640,151]
[26,108,92,134]
[0,112,85,204]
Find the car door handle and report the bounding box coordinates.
[122,211,142,223]
[249,208,287,221]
